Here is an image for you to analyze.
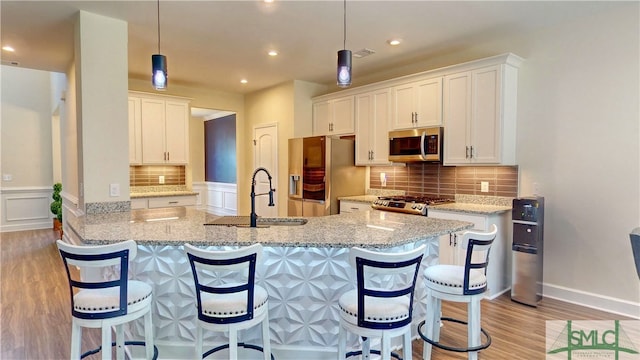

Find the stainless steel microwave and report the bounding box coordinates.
[388,127,443,162]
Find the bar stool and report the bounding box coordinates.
[56,239,156,360]
[184,243,273,360]
[418,224,498,360]
[337,244,426,360]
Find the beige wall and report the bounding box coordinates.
[74,11,129,204]
[0,66,53,187]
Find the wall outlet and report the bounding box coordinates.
[380,173,387,187]
[159,175,165,184]
[109,183,120,197]
[480,181,489,193]
[2,174,12,181]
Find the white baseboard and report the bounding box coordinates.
[543,282,640,319]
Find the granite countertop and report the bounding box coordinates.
[67,207,473,249]
[428,203,512,215]
[338,195,379,203]
[339,195,511,215]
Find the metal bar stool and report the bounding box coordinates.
[337,244,426,360]
[56,239,156,360]
[418,224,497,360]
[184,243,273,360]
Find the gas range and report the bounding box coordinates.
[371,196,454,216]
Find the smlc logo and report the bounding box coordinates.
[546,320,640,359]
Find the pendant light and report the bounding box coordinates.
[151,0,167,90]
[337,0,352,87]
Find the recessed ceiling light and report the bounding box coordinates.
[264,0,274,3]
[2,46,15,52]
[388,39,401,46]
[268,50,278,57]
[240,79,248,84]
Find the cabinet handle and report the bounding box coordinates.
[465,146,469,159]
[168,201,178,204]
[167,152,170,161]
[449,233,453,246]
[411,112,415,123]
[415,112,418,123]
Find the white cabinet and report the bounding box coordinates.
[131,195,197,209]
[129,92,190,165]
[312,95,355,136]
[443,62,519,165]
[148,195,196,208]
[128,97,142,165]
[339,200,371,214]
[355,89,392,166]
[429,209,511,299]
[391,76,442,130]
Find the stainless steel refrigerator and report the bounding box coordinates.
[288,136,365,216]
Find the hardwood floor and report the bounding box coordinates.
[0,229,632,359]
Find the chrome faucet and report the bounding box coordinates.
[250,167,276,227]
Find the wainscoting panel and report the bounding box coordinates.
[202,182,237,216]
[1,187,53,232]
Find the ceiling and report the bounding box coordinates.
[0,1,625,95]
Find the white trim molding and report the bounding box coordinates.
[0,186,53,232]
[543,282,640,319]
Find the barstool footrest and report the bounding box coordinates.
[81,340,158,359]
[417,317,491,353]
[203,342,275,359]
[345,349,403,360]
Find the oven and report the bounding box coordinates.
[371,196,454,216]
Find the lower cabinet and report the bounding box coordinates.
[339,200,372,214]
[131,195,197,210]
[428,209,511,298]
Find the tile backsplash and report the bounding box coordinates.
[370,164,518,198]
[130,165,186,186]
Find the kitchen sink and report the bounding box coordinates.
[204,216,307,227]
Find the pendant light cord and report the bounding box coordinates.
[343,0,346,50]
[157,0,161,53]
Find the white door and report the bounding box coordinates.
[253,124,278,217]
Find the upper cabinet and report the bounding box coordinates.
[129,91,191,165]
[312,95,355,136]
[311,53,522,166]
[443,58,520,165]
[355,89,392,166]
[391,76,443,130]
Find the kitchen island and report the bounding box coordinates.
[66,207,472,359]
